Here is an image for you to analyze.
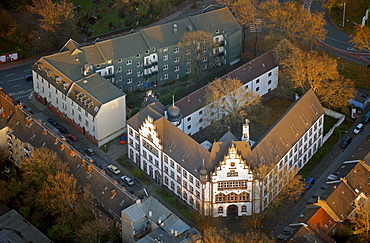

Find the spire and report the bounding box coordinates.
[200,159,208,182]
[172,95,175,106]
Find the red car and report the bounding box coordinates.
[67,134,78,141]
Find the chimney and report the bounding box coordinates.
[242,119,250,142]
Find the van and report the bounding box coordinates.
[363,111,370,124]
[25,75,33,81]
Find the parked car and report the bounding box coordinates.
[121,175,134,186]
[119,134,127,144]
[340,136,352,149]
[304,177,315,189]
[47,118,57,126]
[55,125,67,133]
[107,165,120,175]
[353,123,364,135]
[25,75,33,81]
[60,135,66,141]
[67,134,78,141]
[85,148,95,156]
[363,110,370,124]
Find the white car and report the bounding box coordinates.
[353,123,364,134]
[107,165,120,175]
[121,175,134,186]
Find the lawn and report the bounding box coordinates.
[74,0,125,36]
[323,115,338,134]
[155,188,193,220]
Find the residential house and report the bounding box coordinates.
[31,8,241,145]
[278,160,370,242]
[0,91,198,242]
[0,206,52,243]
[121,196,200,243]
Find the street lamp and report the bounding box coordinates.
[342,2,346,27]
[339,130,347,142]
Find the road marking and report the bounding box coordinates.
[23,69,31,72]
[12,84,22,88]
[8,88,33,96]
[7,77,23,82]
[5,73,15,76]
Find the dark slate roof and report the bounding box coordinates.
[7,108,136,219]
[324,182,356,221]
[156,117,210,177]
[345,161,370,196]
[251,89,324,167]
[175,50,278,117]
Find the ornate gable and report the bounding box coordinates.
[213,143,251,177]
[139,115,162,150]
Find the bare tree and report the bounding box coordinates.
[351,197,370,242]
[204,77,261,133]
[259,0,326,46]
[201,227,228,243]
[28,0,75,32]
[217,0,259,55]
[21,147,69,188]
[191,209,221,233]
[281,48,355,111]
[37,171,78,225]
[76,219,106,243]
[351,26,370,52]
[178,30,214,80]
[0,10,17,38]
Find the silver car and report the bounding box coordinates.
[121,175,134,186]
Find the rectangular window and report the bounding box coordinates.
[186,58,191,64]
[174,66,179,72]
[163,74,168,80]
[268,72,272,77]
[163,55,168,61]
[174,48,179,53]
[174,57,179,62]
[163,64,168,70]
[256,79,260,83]
[127,69,132,75]
[186,68,191,74]
[127,78,132,84]
[268,80,272,85]
[163,47,168,52]
[136,54,140,58]
[202,57,207,62]
[126,59,132,65]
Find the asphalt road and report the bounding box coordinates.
[310,0,370,66]
[0,63,34,103]
[273,118,370,238]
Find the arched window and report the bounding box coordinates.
[239,192,249,202]
[218,207,223,213]
[241,205,247,212]
[227,193,237,202]
[215,193,225,203]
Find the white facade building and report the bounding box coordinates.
[127,51,325,217]
[32,62,126,146]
